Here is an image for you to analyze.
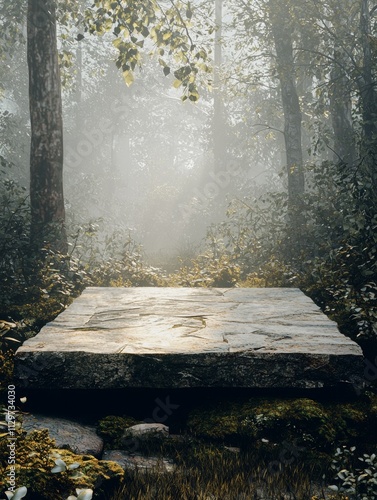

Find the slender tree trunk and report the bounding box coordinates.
[75,40,83,132]
[28,0,67,254]
[296,30,313,165]
[269,0,305,220]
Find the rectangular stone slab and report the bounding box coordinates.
[14,287,363,389]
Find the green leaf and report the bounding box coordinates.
[189,91,199,101]
[163,31,172,41]
[112,38,122,49]
[163,66,170,76]
[123,70,134,87]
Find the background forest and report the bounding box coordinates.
[1,1,377,498]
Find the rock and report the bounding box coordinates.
[224,446,241,453]
[14,287,364,390]
[123,423,169,437]
[102,450,175,473]
[22,414,104,457]
[120,423,169,449]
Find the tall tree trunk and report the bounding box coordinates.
[360,0,376,143]
[359,0,377,206]
[269,0,305,222]
[330,54,356,168]
[213,0,227,173]
[28,0,67,254]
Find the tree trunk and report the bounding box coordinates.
[28,0,67,254]
[358,0,377,205]
[330,49,356,167]
[213,0,227,174]
[270,0,305,220]
[360,0,376,143]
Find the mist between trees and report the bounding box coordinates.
[0,0,376,361]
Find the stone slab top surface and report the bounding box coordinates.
[14,287,364,390]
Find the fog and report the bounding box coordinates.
[1,0,364,271]
[58,10,284,266]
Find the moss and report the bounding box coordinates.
[188,401,243,440]
[0,351,14,392]
[0,429,124,499]
[187,396,377,451]
[96,415,138,448]
[236,398,338,448]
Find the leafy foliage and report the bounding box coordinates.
[84,0,210,101]
[70,225,168,287]
[329,446,377,499]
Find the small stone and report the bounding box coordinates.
[224,446,241,453]
[123,423,169,437]
[22,414,104,457]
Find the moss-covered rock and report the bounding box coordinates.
[0,429,124,499]
[187,394,377,451]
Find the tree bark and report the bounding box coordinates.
[270,0,305,219]
[213,0,227,174]
[28,0,67,254]
[358,0,377,205]
[360,0,376,143]
[330,49,356,167]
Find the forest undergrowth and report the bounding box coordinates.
[1,158,376,378]
[0,159,376,499]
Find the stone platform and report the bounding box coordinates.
[14,287,363,390]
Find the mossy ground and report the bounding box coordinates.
[186,393,377,452]
[1,391,376,498]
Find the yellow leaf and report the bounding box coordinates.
[123,70,134,87]
[173,79,182,88]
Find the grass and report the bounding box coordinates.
[110,442,333,500]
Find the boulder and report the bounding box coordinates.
[14,287,364,390]
[22,414,104,457]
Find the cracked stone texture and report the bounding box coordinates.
[14,287,363,389]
